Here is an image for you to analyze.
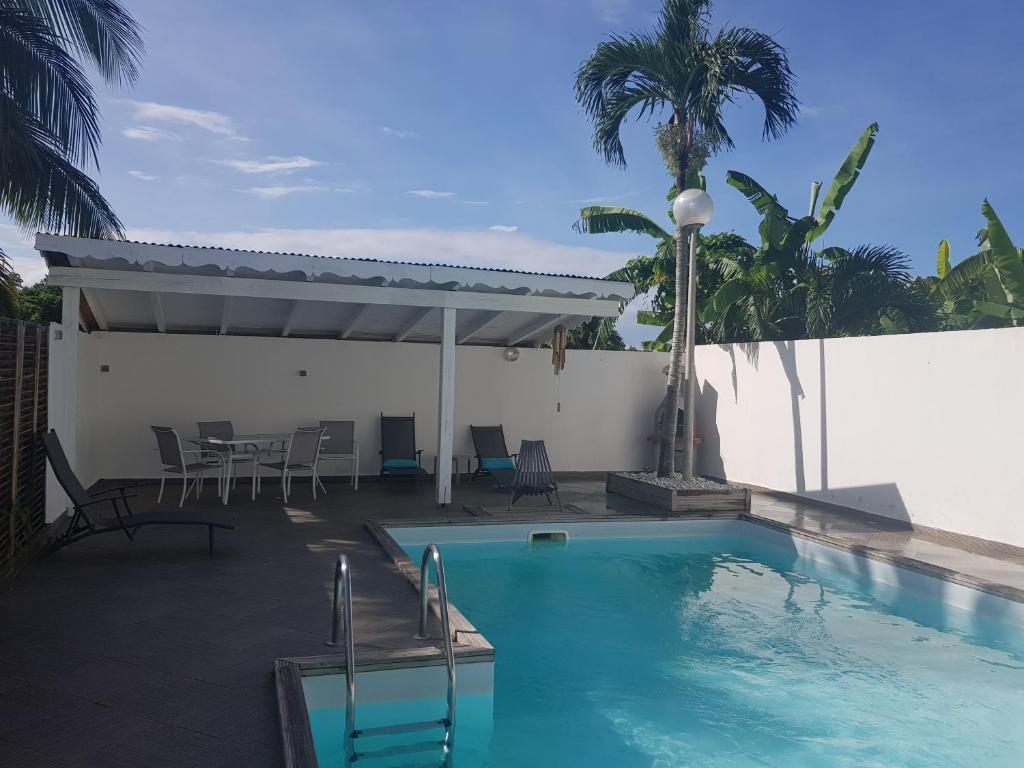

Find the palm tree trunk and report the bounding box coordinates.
[655,124,692,477]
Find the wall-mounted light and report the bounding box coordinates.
[503,347,519,362]
[298,369,308,377]
[100,365,110,373]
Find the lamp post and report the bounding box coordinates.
[671,189,714,480]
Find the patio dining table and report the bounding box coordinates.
[190,432,314,504]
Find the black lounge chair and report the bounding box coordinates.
[42,429,234,555]
[508,440,561,510]
[470,425,518,488]
[379,414,427,486]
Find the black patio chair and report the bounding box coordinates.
[470,425,518,488]
[379,414,426,486]
[508,440,561,510]
[42,429,234,555]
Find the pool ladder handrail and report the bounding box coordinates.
[414,543,457,756]
[326,555,358,765]
[326,548,457,766]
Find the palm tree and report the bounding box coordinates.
[1,0,142,313]
[575,0,798,476]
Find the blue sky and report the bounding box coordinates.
[4,0,1023,346]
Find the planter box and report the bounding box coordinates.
[606,473,751,513]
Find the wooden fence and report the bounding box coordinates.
[0,319,49,584]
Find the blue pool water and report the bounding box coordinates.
[391,526,1024,768]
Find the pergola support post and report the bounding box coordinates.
[46,287,80,522]
[435,307,456,505]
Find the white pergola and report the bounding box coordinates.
[38,234,633,504]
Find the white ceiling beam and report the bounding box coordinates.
[393,307,433,342]
[81,288,109,331]
[506,314,572,347]
[456,310,501,344]
[150,292,166,333]
[339,303,369,339]
[46,267,624,318]
[219,296,233,335]
[280,299,302,337]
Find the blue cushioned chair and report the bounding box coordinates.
[379,414,426,487]
[470,425,518,488]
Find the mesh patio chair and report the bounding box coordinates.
[152,426,225,507]
[379,414,426,486]
[197,420,262,493]
[508,440,561,510]
[470,425,518,488]
[259,426,327,503]
[318,420,360,491]
[43,430,233,554]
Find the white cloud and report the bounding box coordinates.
[462,200,488,206]
[382,126,416,138]
[242,184,332,199]
[217,156,322,174]
[123,100,238,136]
[124,226,633,278]
[122,125,182,142]
[592,0,631,23]
[574,191,639,204]
[489,225,518,233]
[408,190,456,199]
[128,170,157,181]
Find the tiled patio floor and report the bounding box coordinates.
[1,476,1023,767]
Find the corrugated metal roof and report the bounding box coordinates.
[37,234,614,282]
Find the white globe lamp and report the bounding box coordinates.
[672,188,714,229]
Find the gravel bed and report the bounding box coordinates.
[618,472,732,491]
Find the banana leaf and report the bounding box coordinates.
[981,200,1024,305]
[575,206,672,240]
[937,240,951,279]
[808,123,879,243]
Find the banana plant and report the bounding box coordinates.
[935,201,1024,327]
[702,123,931,340]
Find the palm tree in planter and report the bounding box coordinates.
[575,0,799,477]
[0,0,142,314]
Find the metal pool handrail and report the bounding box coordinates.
[325,554,357,764]
[414,543,457,753]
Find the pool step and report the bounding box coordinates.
[353,739,446,761]
[355,719,449,738]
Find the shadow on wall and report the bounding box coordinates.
[698,381,725,479]
[774,340,806,493]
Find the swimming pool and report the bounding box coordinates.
[305,519,1024,767]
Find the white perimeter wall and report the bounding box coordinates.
[54,326,1024,547]
[694,327,1024,548]
[71,332,668,488]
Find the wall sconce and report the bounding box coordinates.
[298,369,308,377]
[503,347,519,362]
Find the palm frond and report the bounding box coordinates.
[0,3,100,166]
[657,0,712,44]
[706,26,798,141]
[16,0,144,86]
[575,206,673,240]
[574,34,673,167]
[0,93,123,237]
[0,248,20,317]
